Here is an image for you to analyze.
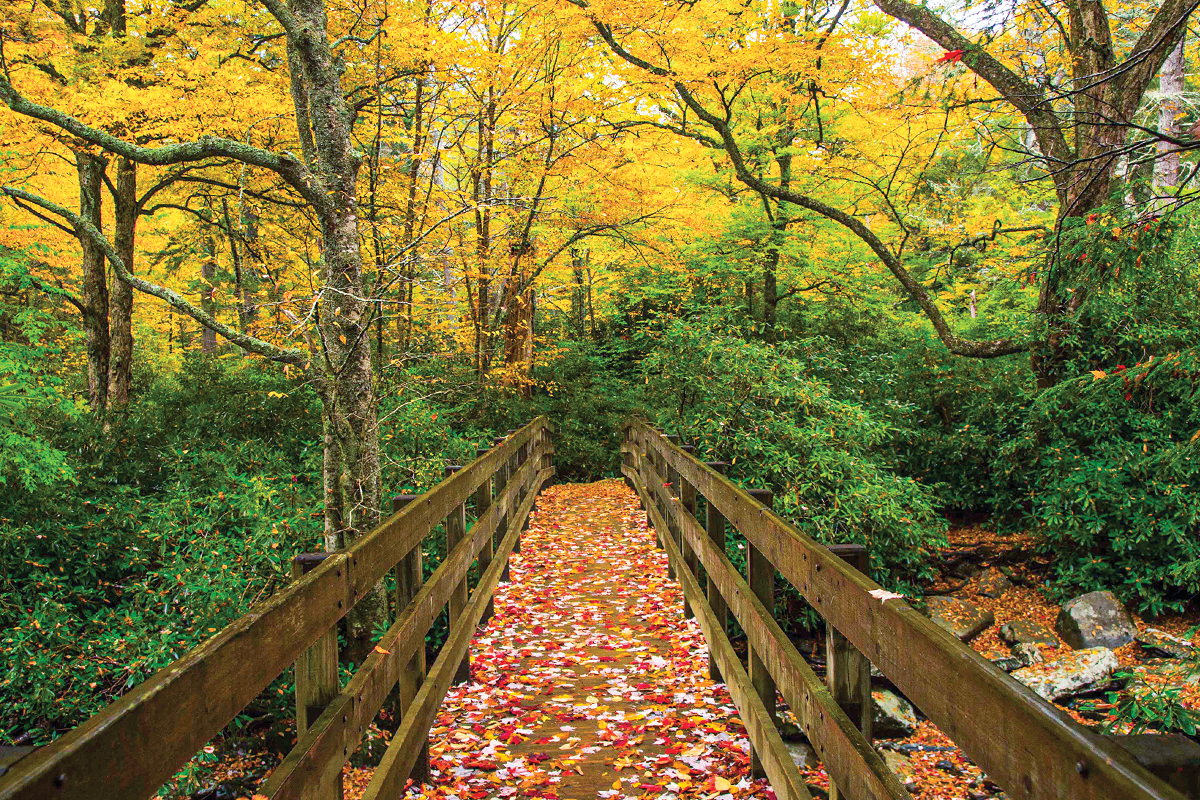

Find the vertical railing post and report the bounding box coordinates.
[475,447,495,624]
[679,443,698,619]
[506,430,520,554]
[516,438,530,538]
[390,493,429,784]
[826,543,874,800]
[746,488,776,779]
[704,462,729,681]
[292,553,343,800]
[444,464,470,685]
[663,434,681,581]
[492,436,511,582]
[622,425,634,492]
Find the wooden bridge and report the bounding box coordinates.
[0,417,1193,800]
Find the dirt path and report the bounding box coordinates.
[392,479,779,800]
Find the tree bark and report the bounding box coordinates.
[108,157,136,408]
[285,0,388,663]
[1154,35,1185,196]
[77,152,110,415]
[200,236,218,353]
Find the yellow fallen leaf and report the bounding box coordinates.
[714,777,731,791]
[1091,369,1107,380]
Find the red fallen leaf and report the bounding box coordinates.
[528,752,553,763]
[935,48,964,63]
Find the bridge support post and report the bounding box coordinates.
[494,437,512,583]
[679,444,698,620]
[507,431,521,554]
[476,447,495,624]
[746,488,777,780]
[825,544,873,800]
[292,553,344,800]
[391,493,430,784]
[704,461,730,682]
[445,465,471,685]
[663,434,681,581]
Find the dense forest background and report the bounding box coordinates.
[1,0,1198,765]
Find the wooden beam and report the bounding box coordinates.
[291,555,342,800]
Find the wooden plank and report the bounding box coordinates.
[746,488,776,780]
[826,545,873,800]
[390,493,429,784]
[680,471,698,619]
[361,466,554,800]
[475,448,495,625]
[630,421,1185,800]
[705,461,729,683]
[261,452,544,800]
[0,553,351,800]
[291,556,342,800]
[0,751,36,781]
[629,469,812,800]
[625,457,907,800]
[444,465,470,686]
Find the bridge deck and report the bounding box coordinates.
[389,479,785,800]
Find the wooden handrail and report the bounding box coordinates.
[623,419,1185,800]
[0,417,554,800]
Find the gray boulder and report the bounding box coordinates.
[1136,628,1194,659]
[925,596,995,642]
[1055,590,1137,649]
[1012,642,1044,667]
[999,619,1060,648]
[872,689,919,737]
[977,568,1012,599]
[785,740,818,769]
[1012,647,1119,701]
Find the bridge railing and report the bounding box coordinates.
[0,417,554,800]
[621,419,1184,800]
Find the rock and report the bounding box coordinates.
[1125,661,1200,702]
[999,619,1059,647]
[925,596,995,642]
[881,750,912,777]
[872,689,919,737]
[1136,628,1195,659]
[786,740,819,769]
[989,656,1024,672]
[1012,642,1044,667]
[1012,647,1119,701]
[978,568,1012,598]
[1055,590,1137,650]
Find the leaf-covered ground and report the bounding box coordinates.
[362,478,781,800]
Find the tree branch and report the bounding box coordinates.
[0,71,330,216]
[1,185,307,364]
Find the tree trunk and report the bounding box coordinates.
[1154,35,1185,197]
[221,198,253,332]
[288,0,387,663]
[77,152,110,415]
[200,236,218,354]
[108,157,135,409]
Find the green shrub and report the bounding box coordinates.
[642,314,947,592]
